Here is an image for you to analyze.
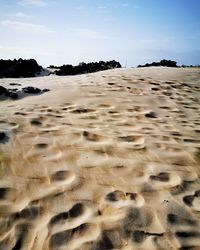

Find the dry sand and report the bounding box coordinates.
[0,67,200,250]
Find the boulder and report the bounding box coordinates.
[43,88,50,92]
[56,60,122,76]
[22,86,41,94]
[0,58,42,78]
[0,86,8,95]
[0,132,6,141]
[137,59,178,68]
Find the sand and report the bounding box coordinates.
[0,67,200,250]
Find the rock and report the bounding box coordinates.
[0,58,42,78]
[0,132,8,143]
[0,86,8,95]
[43,88,50,92]
[1,85,48,101]
[0,85,18,99]
[8,92,18,99]
[9,83,21,86]
[56,60,121,76]
[137,59,177,68]
[8,88,18,91]
[22,86,41,94]
[0,132,6,141]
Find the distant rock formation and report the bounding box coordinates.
[0,59,43,78]
[181,64,200,68]
[137,59,178,68]
[47,65,60,69]
[55,60,121,76]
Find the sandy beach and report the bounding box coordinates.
[0,67,200,250]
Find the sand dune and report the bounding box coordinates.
[0,67,200,249]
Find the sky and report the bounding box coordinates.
[0,0,200,67]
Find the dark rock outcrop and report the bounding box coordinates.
[0,132,6,141]
[55,60,121,76]
[0,86,8,95]
[42,88,50,92]
[138,59,178,68]
[0,59,42,78]
[0,132,9,143]
[0,85,50,100]
[22,87,41,94]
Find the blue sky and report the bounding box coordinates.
[0,0,200,67]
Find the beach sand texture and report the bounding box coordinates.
[0,67,200,250]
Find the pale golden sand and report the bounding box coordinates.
[0,67,200,249]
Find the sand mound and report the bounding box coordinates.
[0,67,200,249]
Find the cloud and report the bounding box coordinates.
[120,3,140,9]
[18,0,47,7]
[0,45,20,52]
[14,12,31,18]
[67,28,109,40]
[142,38,171,44]
[0,20,54,34]
[97,6,110,14]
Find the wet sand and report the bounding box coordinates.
[0,67,200,249]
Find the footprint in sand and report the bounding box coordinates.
[145,111,158,119]
[49,223,100,250]
[92,229,124,249]
[35,143,49,149]
[71,107,95,114]
[123,206,167,249]
[105,190,145,208]
[149,172,181,189]
[14,205,43,221]
[27,171,76,202]
[82,131,109,143]
[0,187,18,201]
[30,118,43,126]
[183,190,200,211]
[48,203,92,235]
[50,170,76,185]
[117,135,146,150]
[0,186,28,214]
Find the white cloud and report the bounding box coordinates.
[0,45,19,52]
[120,3,140,9]
[67,28,109,40]
[0,20,54,34]
[15,12,31,18]
[18,0,47,7]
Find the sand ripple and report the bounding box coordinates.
[0,68,200,249]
